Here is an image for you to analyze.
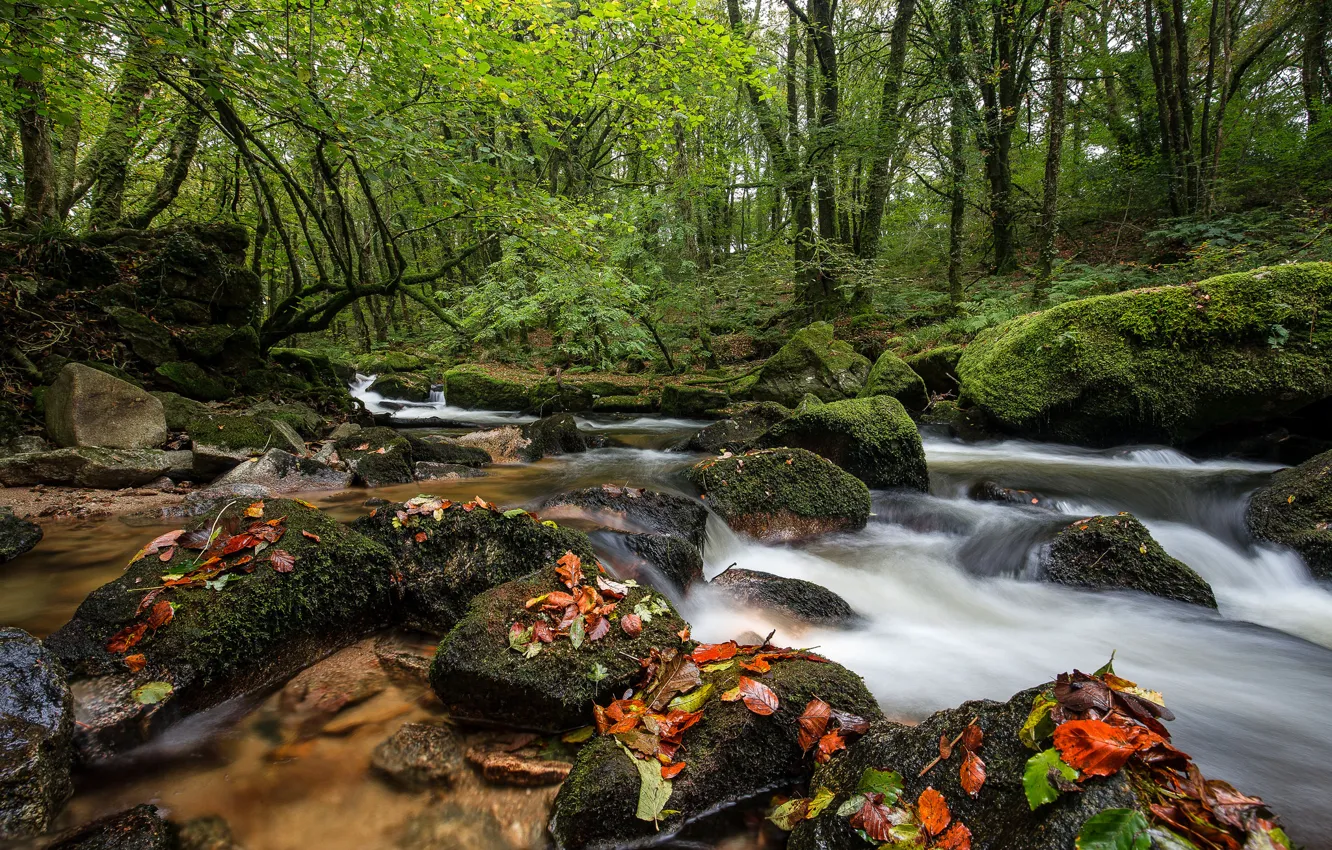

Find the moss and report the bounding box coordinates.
[687,402,790,454]
[687,448,870,539]
[1246,449,1332,579]
[78,361,142,387]
[405,434,490,467]
[904,344,964,395]
[859,350,929,411]
[660,384,729,417]
[530,379,594,413]
[919,399,992,441]
[590,394,658,413]
[956,263,1332,445]
[762,396,928,491]
[105,307,176,366]
[751,322,872,407]
[369,373,431,402]
[184,413,289,452]
[270,348,351,386]
[429,568,687,731]
[154,362,231,402]
[335,426,414,486]
[151,393,211,432]
[247,401,325,440]
[354,500,598,633]
[550,653,882,849]
[1043,513,1217,607]
[443,365,539,410]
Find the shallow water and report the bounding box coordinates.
[4,423,1332,848]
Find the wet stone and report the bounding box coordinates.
[0,627,74,840]
[372,722,466,789]
[46,804,177,850]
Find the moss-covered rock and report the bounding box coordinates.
[709,568,860,628]
[520,414,594,461]
[270,348,352,386]
[660,385,730,417]
[539,486,710,550]
[905,344,964,395]
[751,322,872,407]
[687,402,791,454]
[687,448,870,541]
[918,399,993,441]
[443,365,536,410]
[152,392,212,432]
[370,373,432,403]
[1246,449,1332,579]
[46,805,177,850]
[247,401,326,440]
[45,363,168,450]
[105,307,176,367]
[0,447,170,488]
[45,499,394,761]
[0,510,42,563]
[405,434,491,468]
[0,627,73,840]
[550,652,882,849]
[353,499,598,634]
[1042,513,1217,607]
[761,396,928,491]
[589,395,659,414]
[956,263,1332,445]
[595,530,704,595]
[335,426,414,487]
[859,350,929,411]
[788,685,1143,850]
[429,568,688,732]
[530,379,595,413]
[154,362,231,402]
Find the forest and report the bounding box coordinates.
[3,0,1332,848]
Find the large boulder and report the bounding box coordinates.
[538,486,710,550]
[687,402,791,454]
[46,804,177,850]
[549,649,882,849]
[205,449,352,494]
[589,530,704,596]
[0,628,73,839]
[0,447,170,488]
[709,568,859,628]
[859,350,929,412]
[687,448,870,541]
[154,361,231,402]
[370,373,432,403]
[904,344,964,395]
[956,263,1332,445]
[188,413,306,478]
[335,426,414,487]
[405,435,491,468]
[660,385,729,417]
[517,414,592,461]
[430,566,689,732]
[105,307,176,367]
[353,497,599,634]
[1246,448,1332,579]
[1042,513,1217,607]
[751,323,872,407]
[247,401,326,440]
[761,396,929,491]
[44,499,393,761]
[45,364,168,450]
[443,365,537,410]
[152,392,212,431]
[0,510,43,563]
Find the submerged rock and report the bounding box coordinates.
[454,415,594,463]
[177,815,244,850]
[353,498,598,634]
[859,350,929,412]
[47,805,178,850]
[0,510,43,563]
[751,322,871,407]
[687,402,791,454]
[207,449,351,494]
[397,803,512,850]
[45,499,394,761]
[46,364,168,450]
[709,568,859,628]
[1041,513,1217,607]
[539,486,709,549]
[549,652,882,850]
[372,722,465,789]
[465,738,572,786]
[956,263,1332,445]
[0,628,73,839]
[278,642,387,735]
[414,462,486,481]
[0,447,170,488]
[688,449,870,541]
[1246,448,1332,579]
[761,395,928,491]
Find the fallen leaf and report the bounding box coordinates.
[414,531,428,543]
[621,613,643,637]
[301,530,321,543]
[618,740,673,823]
[586,614,610,641]
[132,681,174,705]
[135,587,165,615]
[1074,808,1150,850]
[245,501,265,517]
[1053,718,1142,777]
[354,442,370,451]
[556,551,583,589]
[661,761,686,779]
[798,697,832,752]
[533,621,555,643]
[106,622,148,654]
[939,733,954,760]
[918,787,950,835]
[768,797,811,831]
[817,731,847,762]
[1024,747,1079,810]
[935,821,973,850]
[562,726,595,744]
[960,723,983,753]
[690,641,738,664]
[848,795,897,842]
[735,676,779,716]
[158,547,176,562]
[269,549,296,573]
[129,529,185,564]
[666,682,713,713]
[146,600,174,629]
[960,750,986,797]
[124,654,146,672]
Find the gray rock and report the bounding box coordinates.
[592,529,703,596]
[687,402,791,454]
[539,486,709,549]
[164,450,194,481]
[372,723,465,789]
[414,462,486,481]
[267,420,307,455]
[2,435,49,456]
[0,627,73,839]
[327,422,362,441]
[710,567,860,628]
[0,510,43,563]
[1246,448,1332,580]
[46,804,176,850]
[190,443,251,478]
[206,450,352,495]
[45,364,168,450]
[105,307,177,367]
[181,483,275,515]
[397,804,512,850]
[0,447,170,488]
[247,401,325,440]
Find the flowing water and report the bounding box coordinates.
[5,403,1332,848]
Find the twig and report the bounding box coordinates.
[918,716,979,777]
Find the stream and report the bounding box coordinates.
[4,393,1332,848]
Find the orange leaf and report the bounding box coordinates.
[917,787,951,836]
[935,821,973,850]
[735,676,779,716]
[301,530,321,543]
[959,750,986,797]
[146,600,174,630]
[620,613,643,637]
[816,730,847,762]
[1053,718,1142,777]
[124,653,147,673]
[106,622,148,654]
[414,531,428,543]
[556,551,583,589]
[158,546,176,562]
[960,723,983,753]
[354,442,370,451]
[244,501,265,517]
[690,641,738,663]
[661,761,686,779]
[798,698,831,752]
[939,733,953,760]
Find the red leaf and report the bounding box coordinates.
[556,551,583,589]
[735,676,779,716]
[586,614,610,641]
[621,613,643,637]
[130,529,185,564]
[798,697,831,752]
[650,709,704,740]
[816,731,847,762]
[849,796,895,842]
[146,600,174,630]
[959,750,986,797]
[269,549,296,573]
[533,621,555,643]
[1053,718,1143,777]
[106,622,148,654]
[960,723,983,753]
[221,533,257,556]
[301,530,321,543]
[917,787,951,836]
[690,641,737,664]
[135,588,165,616]
[354,442,370,451]
[935,822,973,850]
[124,653,146,673]
[158,546,176,562]
[414,531,428,543]
[661,761,686,779]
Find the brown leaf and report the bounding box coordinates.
[735,676,779,716]
[1053,718,1143,777]
[158,546,176,562]
[935,821,973,850]
[106,622,148,654]
[124,654,147,673]
[269,549,296,573]
[1054,671,1113,719]
[245,501,265,517]
[146,600,174,630]
[556,551,583,589]
[586,614,610,641]
[798,697,831,752]
[129,529,185,564]
[414,531,428,543]
[959,723,983,753]
[621,613,643,637]
[917,787,951,836]
[939,733,954,760]
[816,731,847,762]
[959,750,986,797]
[849,795,895,842]
[301,530,321,543]
[135,587,165,616]
[533,621,555,643]
[354,442,370,451]
[832,709,870,735]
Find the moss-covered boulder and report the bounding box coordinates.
[905,344,964,395]
[0,509,43,563]
[859,350,929,412]
[154,361,231,402]
[761,396,928,491]
[1246,449,1332,579]
[1042,513,1216,607]
[520,414,593,461]
[429,567,688,732]
[105,307,176,367]
[687,448,870,541]
[530,379,594,413]
[405,434,490,468]
[0,447,170,488]
[0,627,73,840]
[549,651,882,849]
[590,530,704,596]
[44,499,394,761]
[709,568,860,628]
[687,401,791,454]
[443,365,536,410]
[539,486,710,550]
[660,384,729,417]
[335,426,414,487]
[45,364,168,450]
[956,263,1332,445]
[247,401,326,440]
[187,412,306,477]
[353,498,599,634]
[370,373,432,403]
[152,392,212,432]
[589,394,659,414]
[751,322,872,407]
[46,804,177,850]
[270,347,353,386]
[919,399,993,441]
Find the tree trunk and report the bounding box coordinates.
[946,0,967,313]
[1304,0,1331,124]
[11,1,58,228]
[857,0,919,263]
[1034,0,1066,304]
[87,39,155,230]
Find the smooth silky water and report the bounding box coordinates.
[5,414,1332,848]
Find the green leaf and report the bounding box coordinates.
[503,508,528,518]
[587,662,609,683]
[562,726,595,744]
[132,681,174,705]
[666,682,713,712]
[633,601,654,623]
[1024,748,1079,810]
[1147,829,1202,850]
[854,768,903,802]
[205,574,241,591]
[1094,651,1118,678]
[1076,809,1151,850]
[618,740,672,823]
[806,787,835,819]
[835,795,864,818]
[509,624,535,654]
[701,660,734,673]
[767,798,809,831]
[569,616,585,649]
[888,822,923,845]
[1020,692,1058,750]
